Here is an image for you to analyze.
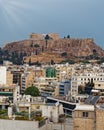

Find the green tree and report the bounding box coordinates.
[97,57,104,64]
[61,52,67,57]
[24,85,40,97]
[60,59,75,64]
[34,61,41,66]
[45,34,50,48]
[85,78,94,94]
[42,46,44,52]
[30,40,34,47]
[67,35,70,38]
[34,44,40,48]
[34,44,40,55]
[50,59,55,65]
[78,85,85,94]
[80,60,90,64]
[45,34,50,40]
[28,58,31,66]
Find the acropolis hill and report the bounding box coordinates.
[3,33,104,64]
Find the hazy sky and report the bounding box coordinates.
[0,0,104,49]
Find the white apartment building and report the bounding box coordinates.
[71,72,104,96]
[0,66,6,84]
[42,103,64,123]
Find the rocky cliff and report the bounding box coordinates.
[2,36,104,64]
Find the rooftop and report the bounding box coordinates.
[74,104,94,111]
[96,104,104,110]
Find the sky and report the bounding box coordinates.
[0,0,104,49]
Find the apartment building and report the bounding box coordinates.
[21,70,35,93]
[71,72,104,96]
[34,67,45,78]
[0,66,13,85]
[42,103,64,123]
[0,66,6,84]
[6,71,13,85]
[73,105,94,130]
[73,104,104,130]
[96,105,104,130]
[34,77,58,97]
[0,84,20,109]
[55,64,69,80]
[59,80,71,96]
[11,70,23,93]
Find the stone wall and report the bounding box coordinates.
[3,38,104,57]
[96,108,104,130]
[73,110,94,130]
[0,119,46,130]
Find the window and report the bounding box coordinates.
[82,112,88,117]
[97,78,99,81]
[98,84,101,87]
[36,106,40,109]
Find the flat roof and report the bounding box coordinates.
[74,104,94,111]
[47,96,78,105]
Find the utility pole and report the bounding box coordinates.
[29,106,31,120]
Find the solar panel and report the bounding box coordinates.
[91,96,99,105]
[85,95,93,104]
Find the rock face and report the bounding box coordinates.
[23,52,64,64]
[2,34,104,64]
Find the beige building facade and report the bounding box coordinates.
[6,71,13,85]
[96,106,104,130]
[30,33,59,40]
[73,105,95,130]
[73,104,104,130]
[71,73,104,97]
[21,70,35,93]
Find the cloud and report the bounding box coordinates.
[0,0,104,48]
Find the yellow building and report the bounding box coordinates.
[73,104,104,130]
[21,70,35,93]
[96,105,104,130]
[6,71,13,85]
[34,68,45,78]
[17,96,45,112]
[55,65,69,80]
[73,105,94,130]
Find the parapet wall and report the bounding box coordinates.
[30,33,59,40]
[0,119,46,130]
